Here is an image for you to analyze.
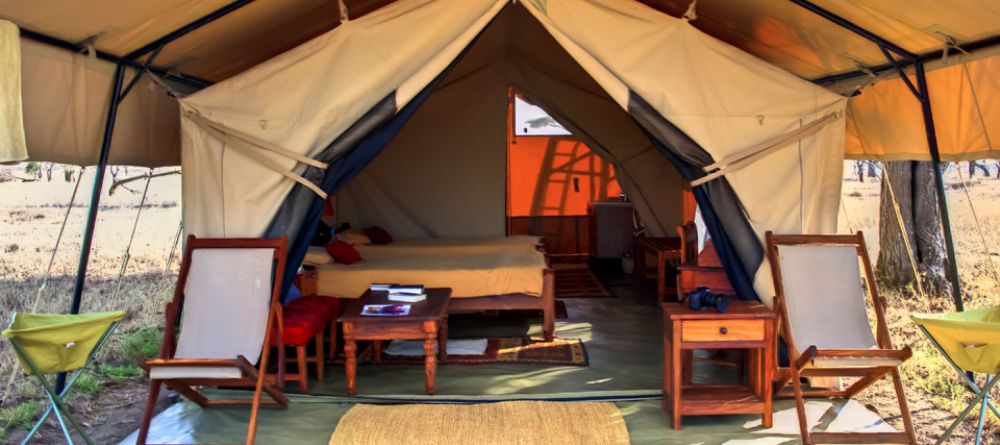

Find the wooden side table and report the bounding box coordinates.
[661,299,776,429]
[633,236,683,301]
[338,288,451,396]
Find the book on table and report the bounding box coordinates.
[371,283,426,302]
[361,304,411,317]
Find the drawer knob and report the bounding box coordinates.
[719,327,728,335]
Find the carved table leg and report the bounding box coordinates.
[423,321,437,395]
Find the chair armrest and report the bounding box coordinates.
[813,347,911,360]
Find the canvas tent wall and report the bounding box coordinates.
[176,0,846,304]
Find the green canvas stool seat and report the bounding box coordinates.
[912,305,1000,445]
[3,310,124,445]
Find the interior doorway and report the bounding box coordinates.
[505,90,625,259]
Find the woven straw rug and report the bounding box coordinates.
[329,401,629,445]
[553,263,613,298]
[335,337,587,366]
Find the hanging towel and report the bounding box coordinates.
[0,20,27,164]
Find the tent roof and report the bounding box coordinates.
[2,0,998,85]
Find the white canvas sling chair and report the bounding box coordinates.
[765,232,916,445]
[137,236,290,445]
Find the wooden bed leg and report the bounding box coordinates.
[542,269,556,342]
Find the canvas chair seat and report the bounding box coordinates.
[149,365,243,380]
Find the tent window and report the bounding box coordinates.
[513,95,571,136]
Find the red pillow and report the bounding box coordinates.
[364,226,393,245]
[324,240,362,264]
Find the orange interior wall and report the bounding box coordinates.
[508,136,622,217]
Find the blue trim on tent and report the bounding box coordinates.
[274,78,446,300]
[651,140,759,301]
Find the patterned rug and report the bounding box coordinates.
[553,264,614,298]
[335,337,587,366]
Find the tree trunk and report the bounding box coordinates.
[876,161,951,294]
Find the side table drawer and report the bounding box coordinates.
[682,319,764,342]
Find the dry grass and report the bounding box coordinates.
[0,166,180,441]
[1,162,999,443]
[841,163,1000,444]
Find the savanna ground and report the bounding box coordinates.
[0,161,997,443]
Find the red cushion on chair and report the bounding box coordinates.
[288,295,339,320]
[363,226,393,245]
[324,240,362,264]
[274,310,324,346]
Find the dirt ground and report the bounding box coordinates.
[1,162,998,443]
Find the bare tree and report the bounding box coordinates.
[877,161,950,294]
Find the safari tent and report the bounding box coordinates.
[2,0,1000,443]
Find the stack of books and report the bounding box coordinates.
[371,283,426,302]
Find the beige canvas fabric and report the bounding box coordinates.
[0,20,26,164]
[180,0,508,238]
[19,39,180,167]
[844,53,1000,161]
[776,245,879,353]
[521,0,847,300]
[148,248,273,380]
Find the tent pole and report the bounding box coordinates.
[914,62,964,311]
[58,62,126,392]
[69,62,125,314]
[18,28,210,89]
[787,0,915,59]
[123,0,255,60]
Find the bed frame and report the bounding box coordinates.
[310,243,556,354]
[445,267,555,342]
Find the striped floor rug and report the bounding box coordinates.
[553,263,614,298]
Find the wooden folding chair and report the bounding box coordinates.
[137,236,290,445]
[766,231,916,445]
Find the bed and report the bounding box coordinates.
[305,236,554,341]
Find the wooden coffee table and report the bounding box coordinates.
[338,288,451,396]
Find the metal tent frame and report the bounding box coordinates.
[790,0,966,312]
[18,0,994,392]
